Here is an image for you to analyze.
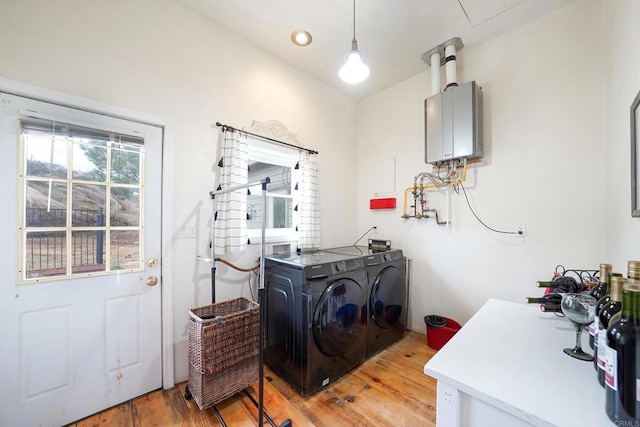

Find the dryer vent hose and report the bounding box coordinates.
[217,257,260,272]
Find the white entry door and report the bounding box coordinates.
[0,92,163,427]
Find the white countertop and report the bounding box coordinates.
[423,298,611,426]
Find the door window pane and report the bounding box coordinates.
[72,230,106,274]
[25,231,67,279]
[25,180,67,227]
[111,231,141,270]
[72,141,107,181]
[71,183,106,227]
[21,119,145,281]
[111,187,140,227]
[111,143,141,185]
[25,135,67,178]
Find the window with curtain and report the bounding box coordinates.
[214,120,320,253]
[245,137,298,244]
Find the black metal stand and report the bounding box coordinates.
[184,178,291,427]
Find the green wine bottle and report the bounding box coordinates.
[605,280,640,423]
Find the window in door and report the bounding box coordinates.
[19,119,145,282]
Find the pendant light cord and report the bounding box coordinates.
[352,0,356,42]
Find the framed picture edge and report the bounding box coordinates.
[632,89,640,218]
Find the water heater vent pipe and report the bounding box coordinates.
[430,51,441,96]
[444,42,458,89]
[421,37,464,94]
[422,45,444,96]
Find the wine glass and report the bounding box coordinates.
[560,293,597,361]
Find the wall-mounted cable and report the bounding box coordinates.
[353,226,377,246]
[402,156,522,236]
[455,182,521,235]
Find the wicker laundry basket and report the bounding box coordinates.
[188,297,260,409]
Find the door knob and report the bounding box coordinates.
[146,276,158,287]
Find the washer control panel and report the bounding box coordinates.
[331,258,364,274]
[305,258,364,279]
[362,249,404,266]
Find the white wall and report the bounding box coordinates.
[0,0,359,383]
[358,0,606,331]
[604,1,640,270]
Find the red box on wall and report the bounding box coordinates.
[369,198,396,210]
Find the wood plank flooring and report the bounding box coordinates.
[68,331,438,427]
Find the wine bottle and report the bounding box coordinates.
[591,263,613,298]
[589,263,612,349]
[596,275,624,385]
[605,280,640,423]
[539,303,562,313]
[536,276,584,293]
[591,271,622,349]
[629,260,640,280]
[593,292,611,370]
[525,293,562,305]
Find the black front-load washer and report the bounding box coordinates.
[264,251,366,396]
[325,246,407,358]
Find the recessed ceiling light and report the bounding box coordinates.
[291,30,312,47]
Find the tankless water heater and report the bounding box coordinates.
[425,81,483,164]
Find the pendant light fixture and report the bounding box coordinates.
[338,0,369,84]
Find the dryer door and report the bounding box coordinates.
[370,265,406,328]
[313,278,365,357]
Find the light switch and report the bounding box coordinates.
[179,224,196,239]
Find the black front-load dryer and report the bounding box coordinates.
[325,246,407,358]
[264,251,366,396]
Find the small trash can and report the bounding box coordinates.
[424,315,462,350]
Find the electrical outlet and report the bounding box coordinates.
[517,224,526,238]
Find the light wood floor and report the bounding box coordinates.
[68,331,438,427]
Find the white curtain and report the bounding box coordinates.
[214,129,248,254]
[294,151,320,250]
